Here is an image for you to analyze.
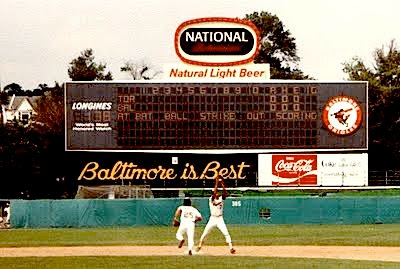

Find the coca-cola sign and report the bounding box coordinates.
[272,155,318,185]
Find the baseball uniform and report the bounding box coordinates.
[175,205,202,253]
[197,193,235,253]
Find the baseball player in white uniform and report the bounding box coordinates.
[4,203,10,223]
[196,177,236,254]
[173,197,202,255]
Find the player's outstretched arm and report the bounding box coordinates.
[173,208,181,226]
[212,178,220,200]
[220,178,228,198]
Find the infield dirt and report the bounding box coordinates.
[0,246,399,262]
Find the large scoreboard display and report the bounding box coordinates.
[65,82,367,151]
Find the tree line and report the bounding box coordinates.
[0,11,399,199]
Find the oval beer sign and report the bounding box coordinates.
[175,17,260,66]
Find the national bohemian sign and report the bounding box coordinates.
[174,17,260,66]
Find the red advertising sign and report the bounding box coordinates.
[272,155,318,185]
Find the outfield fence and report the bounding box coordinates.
[9,196,400,228]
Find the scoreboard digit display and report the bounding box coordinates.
[65,82,367,151]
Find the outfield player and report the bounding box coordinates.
[196,177,236,254]
[173,197,202,255]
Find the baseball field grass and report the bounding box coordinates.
[1,224,400,268]
[0,256,399,269]
[1,224,400,247]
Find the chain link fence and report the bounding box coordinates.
[369,170,400,186]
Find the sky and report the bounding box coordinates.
[1,0,400,90]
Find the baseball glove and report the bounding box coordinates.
[173,219,180,227]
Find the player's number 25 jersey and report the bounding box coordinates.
[178,206,201,224]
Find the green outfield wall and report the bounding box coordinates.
[10,196,400,228]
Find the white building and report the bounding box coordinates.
[1,95,39,125]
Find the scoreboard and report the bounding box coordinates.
[65,82,367,151]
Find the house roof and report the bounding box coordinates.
[8,96,40,111]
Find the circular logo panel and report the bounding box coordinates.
[322,96,363,136]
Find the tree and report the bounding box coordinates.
[343,40,400,168]
[0,81,70,199]
[0,90,7,106]
[120,60,162,80]
[30,84,49,96]
[0,123,44,198]
[4,83,23,96]
[68,49,113,81]
[244,11,311,79]
[33,82,64,135]
[33,82,68,198]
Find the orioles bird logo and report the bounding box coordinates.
[322,95,363,136]
[331,108,353,127]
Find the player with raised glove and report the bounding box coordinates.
[197,176,236,254]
